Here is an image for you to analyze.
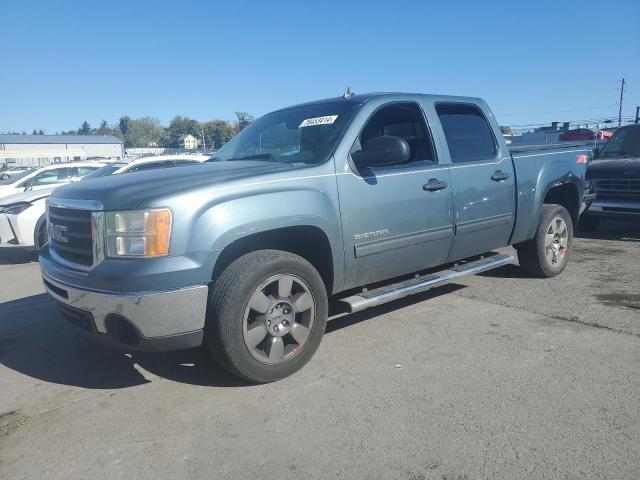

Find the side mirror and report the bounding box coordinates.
[23,183,33,192]
[351,135,410,168]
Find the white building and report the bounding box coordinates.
[0,135,124,167]
[178,134,199,150]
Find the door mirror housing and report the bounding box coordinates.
[351,135,410,168]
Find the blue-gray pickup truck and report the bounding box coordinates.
[39,93,592,382]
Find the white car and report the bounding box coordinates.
[0,186,57,250]
[86,154,210,178]
[0,162,106,201]
[0,155,209,252]
[0,166,34,181]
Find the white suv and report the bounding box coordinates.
[0,162,105,201]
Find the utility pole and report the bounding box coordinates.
[635,106,639,124]
[201,125,206,151]
[618,78,625,128]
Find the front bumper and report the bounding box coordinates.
[42,272,208,351]
[582,198,640,219]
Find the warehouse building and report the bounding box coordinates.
[0,135,124,167]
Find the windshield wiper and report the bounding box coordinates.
[227,153,278,162]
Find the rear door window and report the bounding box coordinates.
[26,167,75,186]
[436,103,497,163]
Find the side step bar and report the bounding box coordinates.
[339,253,514,313]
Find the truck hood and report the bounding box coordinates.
[587,157,640,180]
[51,160,304,210]
[0,185,58,206]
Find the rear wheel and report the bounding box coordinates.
[205,250,328,383]
[516,204,573,278]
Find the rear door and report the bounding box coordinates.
[337,101,454,288]
[433,102,515,261]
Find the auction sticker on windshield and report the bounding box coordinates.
[299,115,338,128]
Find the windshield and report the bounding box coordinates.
[81,164,124,179]
[210,101,360,165]
[598,126,640,158]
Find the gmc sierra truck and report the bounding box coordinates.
[580,123,640,230]
[40,93,592,383]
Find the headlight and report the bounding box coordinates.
[0,202,32,215]
[105,208,172,257]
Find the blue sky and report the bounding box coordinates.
[1,0,638,133]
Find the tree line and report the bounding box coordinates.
[12,112,255,150]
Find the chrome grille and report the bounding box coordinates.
[48,206,94,266]
[593,178,640,200]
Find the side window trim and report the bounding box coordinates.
[434,101,500,165]
[349,100,439,171]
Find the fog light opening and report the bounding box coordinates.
[104,314,141,346]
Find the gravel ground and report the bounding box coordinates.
[0,219,639,480]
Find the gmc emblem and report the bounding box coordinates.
[48,223,69,243]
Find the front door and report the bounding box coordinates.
[433,102,515,261]
[337,101,455,289]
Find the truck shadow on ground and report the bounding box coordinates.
[576,219,640,242]
[0,285,467,390]
[0,249,37,265]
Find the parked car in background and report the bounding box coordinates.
[84,154,210,179]
[0,162,105,201]
[0,155,209,252]
[559,128,613,142]
[580,123,640,230]
[0,165,34,181]
[40,92,590,383]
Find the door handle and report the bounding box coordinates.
[423,178,448,192]
[491,170,510,182]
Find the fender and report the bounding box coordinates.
[182,185,344,293]
[509,154,584,245]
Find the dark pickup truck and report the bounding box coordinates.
[40,92,591,382]
[581,124,640,230]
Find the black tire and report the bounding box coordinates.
[33,215,47,253]
[578,214,600,233]
[205,250,328,383]
[516,204,573,278]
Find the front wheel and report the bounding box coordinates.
[205,250,328,383]
[516,204,573,278]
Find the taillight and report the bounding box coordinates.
[576,154,587,164]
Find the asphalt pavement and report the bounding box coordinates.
[1,220,639,479]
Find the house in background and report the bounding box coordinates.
[179,134,199,150]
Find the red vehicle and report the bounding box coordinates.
[559,128,613,142]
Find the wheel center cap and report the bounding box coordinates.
[266,301,294,336]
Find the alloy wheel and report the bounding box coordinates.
[242,274,315,365]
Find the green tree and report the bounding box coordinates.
[125,117,164,147]
[38,129,44,135]
[119,116,131,135]
[32,129,38,135]
[202,120,235,150]
[97,120,111,136]
[78,121,91,135]
[166,116,201,147]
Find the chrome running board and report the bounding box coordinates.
[339,253,513,313]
